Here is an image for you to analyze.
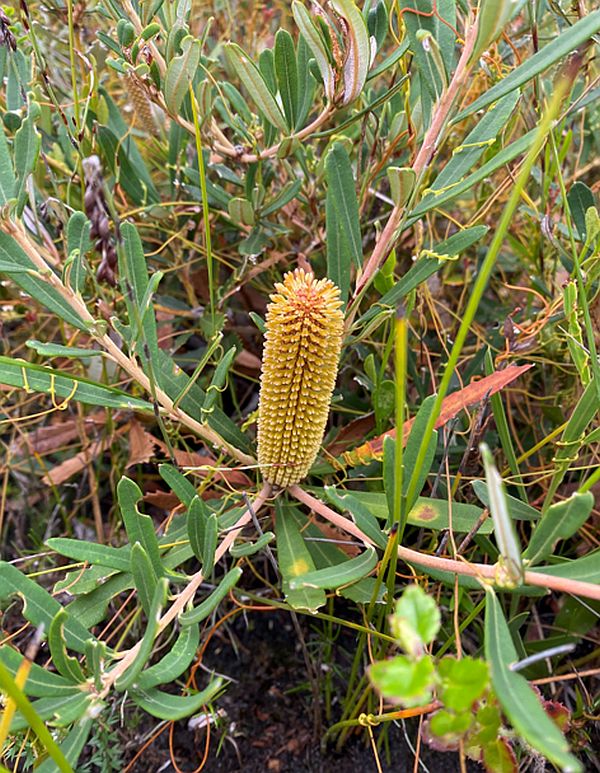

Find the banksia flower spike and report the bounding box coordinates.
[257,269,344,487]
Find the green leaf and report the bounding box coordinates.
[0,233,87,330]
[472,480,540,521]
[0,562,92,653]
[130,678,224,721]
[369,654,436,707]
[437,656,489,712]
[0,121,15,205]
[201,346,237,421]
[46,537,130,572]
[230,531,276,557]
[13,105,41,216]
[390,585,441,657]
[535,551,600,584]
[329,0,370,104]
[48,609,86,683]
[485,589,582,772]
[275,29,299,129]
[261,179,302,217]
[0,355,152,412]
[454,10,600,123]
[357,226,488,328]
[165,36,201,115]
[187,496,218,574]
[342,490,492,533]
[179,567,243,626]
[423,93,519,210]
[115,577,169,691]
[9,692,95,732]
[26,341,104,360]
[292,1,335,101]
[0,659,75,772]
[36,718,93,773]
[131,542,159,617]
[567,181,595,241]
[118,477,163,578]
[0,646,81,697]
[403,394,438,510]
[387,166,416,207]
[326,188,350,305]
[402,0,455,100]
[324,486,387,549]
[289,547,377,590]
[137,622,200,689]
[275,501,326,612]
[225,43,289,132]
[159,463,198,507]
[65,211,91,293]
[524,491,594,566]
[472,0,519,62]
[66,574,133,630]
[481,443,524,586]
[119,221,160,360]
[326,142,362,270]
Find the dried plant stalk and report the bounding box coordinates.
[257,269,344,486]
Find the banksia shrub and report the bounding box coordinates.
[257,269,344,487]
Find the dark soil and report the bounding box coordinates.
[123,610,476,773]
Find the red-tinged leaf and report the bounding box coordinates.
[342,364,532,466]
[325,413,376,457]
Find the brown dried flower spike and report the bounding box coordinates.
[257,269,344,487]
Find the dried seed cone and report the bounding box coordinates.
[257,269,344,487]
[127,72,155,130]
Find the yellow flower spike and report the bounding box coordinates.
[257,269,344,487]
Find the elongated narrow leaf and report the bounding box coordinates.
[481,444,523,585]
[9,692,94,732]
[159,463,198,507]
[292,1,335,100]
[13,106,41,215]
[290,547,378,590]
[36,718,93,773]
[130,678,224,720]
[0,121,15,205]
[137,623,200,689]
[454,10,600,122]
[0,355,152,412]
[179,567,243,626]
[201,346,237,421]
[485,589,582,772]
[0,562,92,653]
[48,609,86,683]
[275,29,299,129]
[46,539,130,573]
[275,501,326,612]
[0,233,87,330]
[424,92,519,203]
[165,36,201,115]
[536,551,600,584]
[472,480,540,521]
[330,0,370,104]
[524,492,594,566]
[65,211,91,293]
[0,646,81,697]
[326,186,350,304]
[403,395,438,511]
[326,142,362,270]
[324,486,387,548]
[225,43,289,132]
[187,496,218,574]
[131,543,159,617]
[0,660,76,772]
[402,0,455,100]
[118,477,163,578]
[230,531,276,557]
[341,490,492,533]
[26,341,103,359]
[115,577,169,691]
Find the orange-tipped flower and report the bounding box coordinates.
[257,269,344,487]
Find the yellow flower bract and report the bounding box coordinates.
[257,269,344,487]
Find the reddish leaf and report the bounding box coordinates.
[342,364,532,467]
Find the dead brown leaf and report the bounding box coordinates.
[126,420,158,468]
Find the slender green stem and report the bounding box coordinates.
[190,85,215,331]
[404,82,570,518]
